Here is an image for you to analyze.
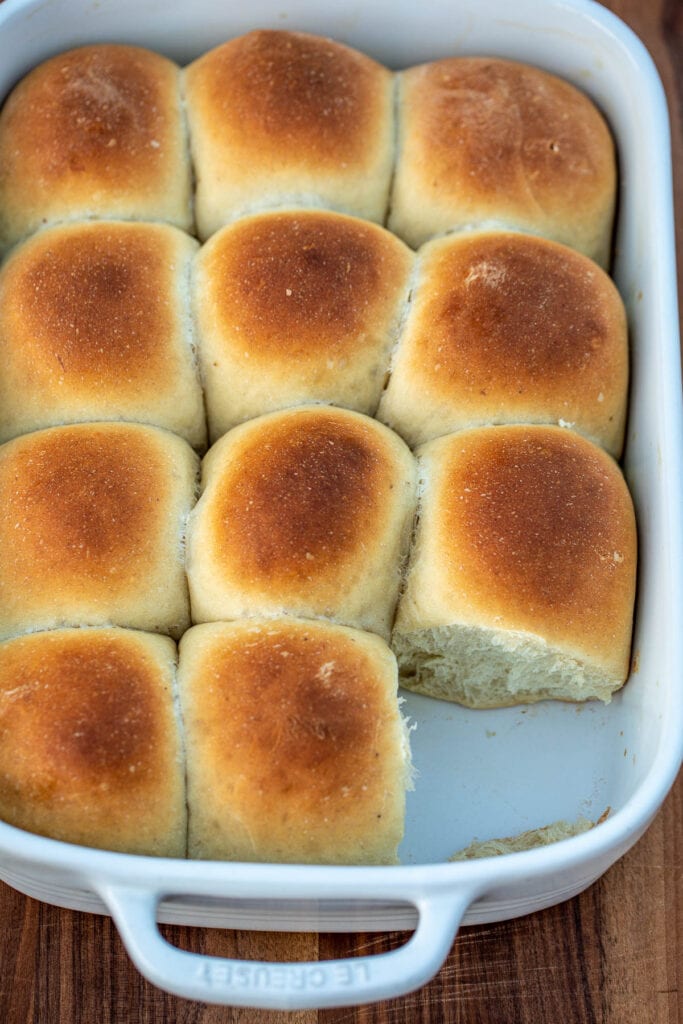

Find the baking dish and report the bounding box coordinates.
[0,0,681,1009]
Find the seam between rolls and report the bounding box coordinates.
[169,641,190,859]
[181,461,202,630]
[183,241,210,451]
[389,454,428,630]
[389,455,427,637]
[382,69,401,228]
[177,65,196,238]
[377,247,420,411]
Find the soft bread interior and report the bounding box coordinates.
[393,622,620,708]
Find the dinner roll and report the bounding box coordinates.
[0,423,198,641]
[378,230,628,455]
[0,221,206,447]
[0,627,185,855]
[0,45,192,253]
[186,406,416,639]
[194,210,414,441]
[179,619,411,864]
[389,57,616,266]
[393,426,636,706]
[184,30,395,239]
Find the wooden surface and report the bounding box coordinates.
[0,1,681,1021]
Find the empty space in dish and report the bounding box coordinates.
[402,689,647,862]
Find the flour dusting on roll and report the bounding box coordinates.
[0,45,192,252]
[389,57,616,266]
[378,230,628,455]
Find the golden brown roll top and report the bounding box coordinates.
[394,425,637,706]
[378,231,628,455]
[186,406,417,638]
[178,619,410,864]
[0,628,185,855]
[0,422,199,641]
[0,620,411,863]
[184,30,395,239]
[389,57,616,266]
[0,45,192,252]
[194,210,415,441]
[0,221,205,447]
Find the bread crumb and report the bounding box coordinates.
[449,811,609,860]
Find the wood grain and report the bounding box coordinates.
[0,1,680,1022]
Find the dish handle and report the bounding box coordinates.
[97,882,476,1009]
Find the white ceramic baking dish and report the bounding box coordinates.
[0,0,681,1010]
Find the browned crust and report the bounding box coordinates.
[435,427,636,650]
[180,619,402,862]
[206,410,396,585]
[0,222,184,392]
[0,629,181,852]
[185,624,386,801]
[397,232,627,444]
[185,30,389,168]
[401,56,615,219]
[415,234,624,384]
[0,45,180,197]
[199,211,412,363]
[0,424,173,599]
